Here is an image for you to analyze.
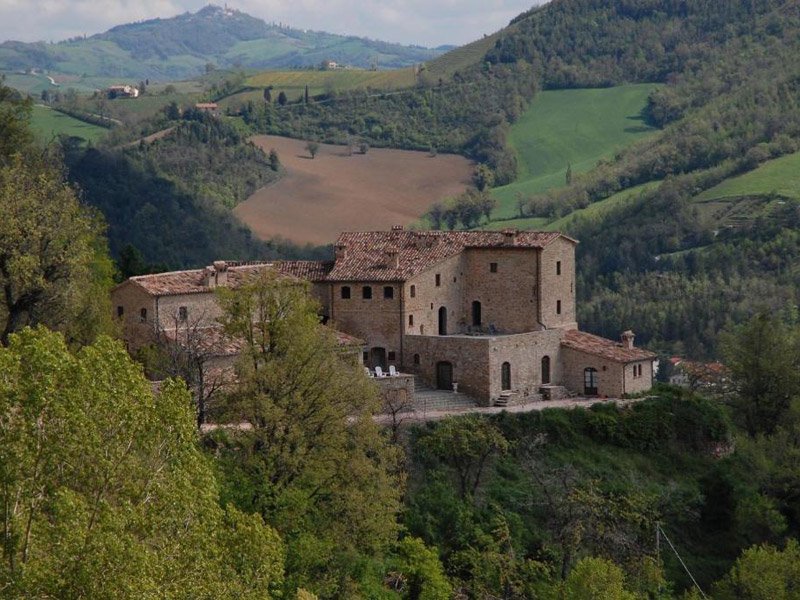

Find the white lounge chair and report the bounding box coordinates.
[389,365,398,376]
[374,366,386,377]
[364,367,374,378]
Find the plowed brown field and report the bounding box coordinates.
[234,136,474,246]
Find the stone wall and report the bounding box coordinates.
[157,292,222,330]
[403,329,564,405]
[462,248,540,333]
[374,374,416,413]
[329,281,403,364]
[111,282,157,351]
[562,346,655,397]
[539,237,578,330]
[404,253,465,340]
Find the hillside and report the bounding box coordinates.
[0,5,442,80]
[491,84,660,220]
[30,105,108,144]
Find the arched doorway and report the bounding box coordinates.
[501,362,511,391]
[436,361,453,390]
[438,306,447,335]
[541,355,551,384]
[370,347,387,370]
[472,300,482,327]
[584,367,599,396]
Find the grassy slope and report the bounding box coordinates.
[29,105,108,143]
[696,151,800,202]
[491,84,660,220]
[423,29,509,82]
[242,68,417,101]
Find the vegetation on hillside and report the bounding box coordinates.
[0,5,442,80]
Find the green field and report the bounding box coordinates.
[29,105,108,143]
[491,84,661,219]
[242,68,417,102]
[695,151,800,202]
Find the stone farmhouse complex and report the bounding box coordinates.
[112,227,656,406]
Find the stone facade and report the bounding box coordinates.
[112,228,657,406]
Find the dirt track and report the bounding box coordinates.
[234,135,474,246]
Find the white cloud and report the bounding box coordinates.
[0,0,545,46]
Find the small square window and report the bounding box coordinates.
[140,308,147,322]
[556,261,562,275]
[435,274,441,287]
[490,262,498,273]
[413,353,420,365]
[556,300,562,315]
[388,351,396,361]
[383,286,394,299]
[410,284,416,298]
[408,314,414,326]
[341,286,351,299]
[116,306,124,318]
[179,306,188,321]
[362,286,372,299]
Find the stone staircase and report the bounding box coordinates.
[412,376,479,412]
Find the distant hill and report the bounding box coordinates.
[0,4,442,80]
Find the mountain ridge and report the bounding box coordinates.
[0,4,443,79]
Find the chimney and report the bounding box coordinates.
[213,261,229,286]
[386,249,400,269]
[203,266,217,289]
[502,228,518,245]
[621,330,635,349]
[391,225,404,231]
[413,231,427,250]
[334,243,347,261]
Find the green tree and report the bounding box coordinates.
[213,270,403,596]
[0,77,33,163]
[565,163,573,185]
[561,557,636,600]
[0,327,284,599]
[420,415,509,499]
[277,91,288,106]
[721,313,800,436]
[387,537,453,600]
[473,163,495,191]
[305,141,319,159]
[714,540,800,600]
[269,148,281,171]
[0,156,114,346]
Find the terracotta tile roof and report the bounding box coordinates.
[561,329,656,363]
[326,229,571,282]
[125,260,332,297]
[330,329,365,346]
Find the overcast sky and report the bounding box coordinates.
[0,1,545,47]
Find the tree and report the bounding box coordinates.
[213,270,403,596]
[359,141,370,154]
[721,313,800,436]
[427,201,445,230]
[562,557,637,600]
[138,80,147,95]
[566,162,573,185]
[277,91,288,106]
[0,327,284,599]
[264,87,272,103]
[164,100,181,120]
[419,415,509,499]
[0,77,33,163]
[476,190,498,222]
[0,156,113,346]
[714,540,800,600]
[387,537,453,600]
[269,148,280,171]
[305,141,319,158]
[304,85,309,104]
[473,163,495,191]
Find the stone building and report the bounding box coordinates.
[112,227,656,406]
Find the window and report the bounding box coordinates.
[556,261,562,275]
[413,353,420,365]
[541,355,551,384]
[490,262,498,273]
[408,314,414,327]
[471,300,482,327]
[556,300,562,315]
[341,286,351,299]
[362,286,372,299]
[179,306,188,321]
[139,308,147,322]
[501,362,511,391]
[383,286,394,299]
[363,351,369,364]
[116,306,124,318]
[435,274,441,287]
[584,368,599,395]
[410,285,416,298]
[388,351,396,361]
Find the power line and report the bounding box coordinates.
[657,523,708,599]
